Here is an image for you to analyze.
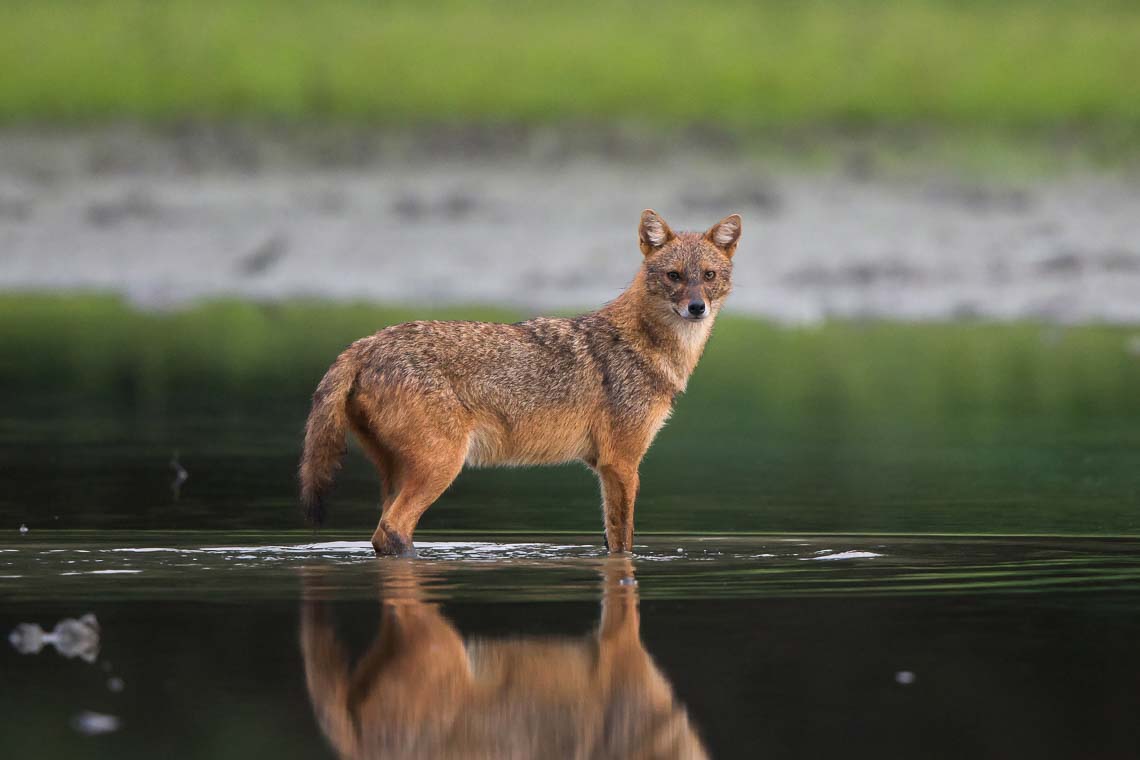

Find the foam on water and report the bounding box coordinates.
[8,535,1140,603]
[90,540,884,567]
[804,550,884,561]
[108,541,601,561]
[2,538,892,582]
[59,570,142,575]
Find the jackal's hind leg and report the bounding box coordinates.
[372,440,466,557]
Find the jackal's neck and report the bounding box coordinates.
[601,271,715,393]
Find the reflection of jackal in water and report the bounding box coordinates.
[300,559,709,759]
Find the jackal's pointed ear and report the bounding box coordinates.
[638,209,675,256]
[705,214,742,257]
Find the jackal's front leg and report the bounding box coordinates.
[599,462,639,553]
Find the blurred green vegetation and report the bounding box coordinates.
[3,293,1138,419]
[2,294,1139,535]
[0,0,1138,134]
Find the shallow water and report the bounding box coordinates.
[3,304,1140,757]
[4,533,1140,758]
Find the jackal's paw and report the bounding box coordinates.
[371,525,415,557]
[603,531,633,554]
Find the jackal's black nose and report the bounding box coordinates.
[687,300,707,317]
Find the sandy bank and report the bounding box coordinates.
[2,127,1138,323]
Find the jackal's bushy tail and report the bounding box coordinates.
[299,355,357,526]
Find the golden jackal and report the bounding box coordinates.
[300,559,709,759]
[300,210,741,555]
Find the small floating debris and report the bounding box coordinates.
[72,711,120,736]
[107,676,125,693]
[19,523,28,535]
[8,613,101,662]
[895,670,916,685]
[170,452,189,499]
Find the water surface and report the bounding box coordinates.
[4,533,1140,758]
[2,301,1139,757]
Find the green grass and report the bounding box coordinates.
[0,0,1138,131]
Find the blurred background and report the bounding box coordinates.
[1,0,1139,535]
[4,5,1140,759]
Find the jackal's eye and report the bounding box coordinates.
[704,270,717,281]
[667,271,682,282]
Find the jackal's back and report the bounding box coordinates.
[355,315,670,414]
[345,314,676,467]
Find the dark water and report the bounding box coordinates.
[2,298,1140,757]
[4,534,1140,759]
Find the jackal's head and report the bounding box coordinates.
[637,210,740,323]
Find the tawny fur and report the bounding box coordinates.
[300,559,709,759]
[299,210,741,555]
